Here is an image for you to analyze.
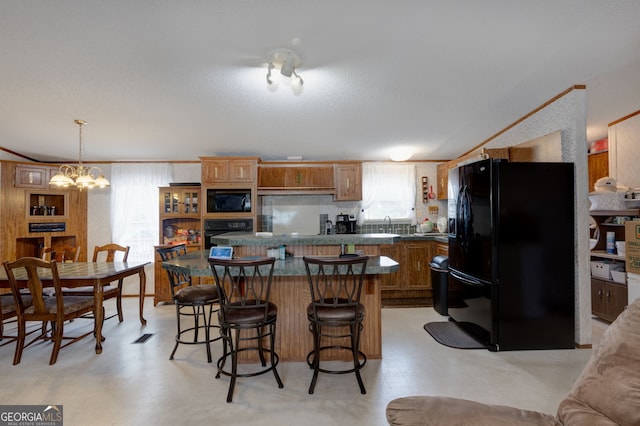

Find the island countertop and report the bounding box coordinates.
[162,250,399,276]
[209,232,402,246]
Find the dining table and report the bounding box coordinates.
[0,260,150,354]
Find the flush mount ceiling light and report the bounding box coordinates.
[389,148,413,162]
[49,119,110,190]
[266,48,303,86]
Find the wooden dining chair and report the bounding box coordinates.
[62,243,130,322]
[41,245,81,263]
[1,293,29,348]
[3,257,97,365]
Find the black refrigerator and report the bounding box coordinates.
[447,158,575,351]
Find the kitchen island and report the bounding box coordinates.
[162,235,399,362]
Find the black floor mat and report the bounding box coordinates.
[423,321,487,349]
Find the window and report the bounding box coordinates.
[360,163,416,221]
[110,163,173,262]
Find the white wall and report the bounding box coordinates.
[609,111,640,189]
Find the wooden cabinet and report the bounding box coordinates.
[435,242,448,256]
[381,240,439,293]
[588,151,608,193]
[334,163,362,201]
[436,163,449,200]
[403,241,433,290]
[1,161,87,263]
[15,164,60,189]
[589,209,638,321]
[159,187,201,218]
[379,244,402,290]
[155,186,203,306]
[591,278,628,322]
[258,163,334,193]
[201,157,258,184]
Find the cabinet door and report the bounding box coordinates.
[436,163,448,200]
[15,165,48,188]
[605,282,628,321]
[159,187,201,216]
[182,190,200,215]
[404,241,433,289]
[258,166,286,187]
[228,160,256,182]
[258,165,334,189]
[285,166,334,188]
[202,160,229,183]
[591,278,607,319]
[334,163,362,201]
[379,244,402,290]
[436,242,448,256]
[588,151,608,193]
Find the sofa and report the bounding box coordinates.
[386,298,640,425]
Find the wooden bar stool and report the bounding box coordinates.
[157,244,220,362]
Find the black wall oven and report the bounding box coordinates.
[203,218,253,249]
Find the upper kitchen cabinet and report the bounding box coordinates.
[258,162,335,194]
[200,157,258,184]
[334,162,362,201]
[436,162,449,200]
[609,109,640,189]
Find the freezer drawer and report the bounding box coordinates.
[447,269,493,348]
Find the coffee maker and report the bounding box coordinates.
[335,214,357,234]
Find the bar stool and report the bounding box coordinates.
[156,244,220,362]
[208,256,283,403]
[303,255,369,394]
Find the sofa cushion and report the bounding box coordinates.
[386,396,559,426]
[556,298,640,426]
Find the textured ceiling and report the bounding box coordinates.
[1,1,639,163]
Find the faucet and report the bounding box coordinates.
[384,216,392,233]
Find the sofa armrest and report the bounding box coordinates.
[386,396,559,426]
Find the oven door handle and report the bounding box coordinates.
[450,270,484,287]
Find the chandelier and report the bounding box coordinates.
[49,119,110,190]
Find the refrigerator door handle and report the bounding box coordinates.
[450,269,484,287]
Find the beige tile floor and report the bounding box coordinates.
[0,298,604,426]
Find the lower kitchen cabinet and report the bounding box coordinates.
[379,244,402,290]
[381,240,444,305]
[403,241,433,290]
[435,242,448,257]
[591,278,628,323]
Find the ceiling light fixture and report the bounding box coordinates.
[49,119,110,190]
[266,48,303,86]
[389,148,413,162]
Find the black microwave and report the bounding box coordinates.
[206,189,252,213]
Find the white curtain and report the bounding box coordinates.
[110,163,173,262]
[359,163,416,223]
